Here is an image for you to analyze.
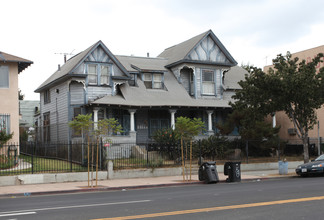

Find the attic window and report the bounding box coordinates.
[143,73,163,89]
[88,64,97,85]
[100,66,109,85]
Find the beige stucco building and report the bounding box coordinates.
[264,45,324,143]
[0,52,32,146]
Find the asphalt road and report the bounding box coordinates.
[1,176,324,220]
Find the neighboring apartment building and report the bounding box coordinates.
[35,30,247,143]
[0,52,33,145]
[264,45,324,142]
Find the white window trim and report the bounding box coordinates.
[201,69,216,95]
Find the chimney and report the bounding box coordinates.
[58,64,61,71]
[147,52,149,58]
[64,54,67,63]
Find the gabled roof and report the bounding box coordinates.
[35,41,129,93]
[0,51,33,73]
[158,30,237,68]
[91,65,245,108]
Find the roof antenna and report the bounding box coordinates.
[55,49,75,63]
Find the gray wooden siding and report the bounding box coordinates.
[180,69,190,93]
[87,86,112,102]
[40,83,69,141]
[215,69,222,98]
[70,82,85,105]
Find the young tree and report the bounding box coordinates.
[232,52,324,163]
[68,114,93,186]
[174,116,205,181]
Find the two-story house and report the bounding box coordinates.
[35,30,247,143]
[0,51,33,148]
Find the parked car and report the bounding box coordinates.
[296,154,324,176]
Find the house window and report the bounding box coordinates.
[0,114,10,134]
[143,73,163,89]
[153,74,163,89]
[202,69,215,95]
[88,64,97,85]
[144,73,152,89]
[44,89,51,104]
[73,108,81,119]
[100,66,110,85]
[0,66,9,88]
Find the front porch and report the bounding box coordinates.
[85,105,238,143]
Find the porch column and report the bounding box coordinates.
[128,109,136,132]
[169,109,177,130]
[93,108,99,130]
[207,110,214,134]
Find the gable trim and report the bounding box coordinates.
[69,41,130,78]
[165,59,234,69]
[184,31,237,66]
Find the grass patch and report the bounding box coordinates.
[0,154,87,176]
[0,155,17,169]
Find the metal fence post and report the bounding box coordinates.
[100,137,103,170]
[70,140,72,172]
[146,142,149,168]
[32,142,35,174]
[246,140,249,164]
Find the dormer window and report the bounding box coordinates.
[87,64,111,86]
[100,66,109,85]
[202,69,215,95]
[88,64,97,85]
[143,73,163,89]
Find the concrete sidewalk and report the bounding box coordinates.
[0,169,297,198]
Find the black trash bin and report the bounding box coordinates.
[198,161,219,184]
[224,162,241,182]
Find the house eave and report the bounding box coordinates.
[165,59,236,69]
[34,74,86,93]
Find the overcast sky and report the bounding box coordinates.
[2,0,324,100]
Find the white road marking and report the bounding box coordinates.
[0,200,151,216]
[0,211,36,217]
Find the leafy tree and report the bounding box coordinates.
[231,52,324,163]
[217,109,280,141]
[175,117,205,141]
[0,130,13,145]
[153,128,179,146]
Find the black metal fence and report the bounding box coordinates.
[1,137,323,176]
[0,141,182,176]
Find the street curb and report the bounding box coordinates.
[0,175,297,198]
